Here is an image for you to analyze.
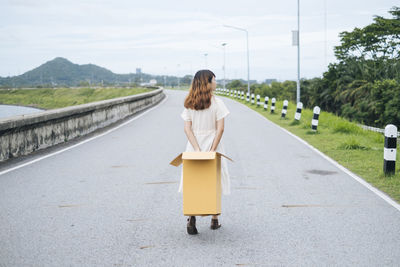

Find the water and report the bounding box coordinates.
[0,104,44,120]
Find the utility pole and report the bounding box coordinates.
[324,0,327,68]
[223,24,250,98]
[297,0,301,104]
[177,64,180,88]
[222,43,227,91]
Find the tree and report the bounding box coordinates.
[227,80,246,91]
[334,6,400,81]
[296,6,400,127]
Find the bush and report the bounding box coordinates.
[338,137,370,150]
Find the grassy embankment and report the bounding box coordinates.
[218,92,400,204]
[0,87,152,110]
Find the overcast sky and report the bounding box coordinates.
[0,0,398,81]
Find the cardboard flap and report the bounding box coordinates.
[216,152,234,162]
[170,153,183,166]
[182,152,216,160]
[171,152,234,165]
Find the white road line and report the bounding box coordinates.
[227,97,400,212]
[0,94,169,177]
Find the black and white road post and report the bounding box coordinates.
[271,98,276,113]
[234,90,237,98]
[312,106,321,131]
[264,96,269,111]
[241,91,244,100]
[251,93,255,104]
[257,95,260,107]
[281,100,288,118]
[294,102,303,121]
[246,92,250,102]
[384,124,397,175]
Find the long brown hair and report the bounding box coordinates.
[184,70,215,110]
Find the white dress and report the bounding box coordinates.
[179,95,231,195]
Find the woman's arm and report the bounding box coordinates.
[210,118,224,152]
[184,121,201,151]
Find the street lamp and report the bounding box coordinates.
[177,64,181,88]
[204,53,208,68]
[223,24,250,98]
[222,43,227,91]
[296,0,301,103]
[163,66,167,88]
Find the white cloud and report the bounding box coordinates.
[0,0,398,80]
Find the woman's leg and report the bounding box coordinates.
[210,214,221,229]
[187,216,198,235]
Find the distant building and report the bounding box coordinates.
[264,79,277,84]
[136,68,142,75]
[140,79,157,87]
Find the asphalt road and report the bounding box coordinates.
[0,89,399,266]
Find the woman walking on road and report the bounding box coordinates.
[180,69,231,235]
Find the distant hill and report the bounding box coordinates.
[0,57,193,88]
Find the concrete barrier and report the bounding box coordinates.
[0,89,165,162]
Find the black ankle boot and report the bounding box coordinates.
[187,216,198,235]
[210,218,221,230]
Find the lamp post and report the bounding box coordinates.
[204,53,208,68]
[324,0,327,68]
[222,43,227,91]
[223,24,250,98]
[177,64,180,88]
[297,0,300,103]
[163,66,167,88]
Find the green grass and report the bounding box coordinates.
[0,87,152,110]
[219,92,400,204]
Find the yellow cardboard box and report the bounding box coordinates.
[170,151,233,216]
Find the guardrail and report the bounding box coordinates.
[0,89,165,162]
[358,124,400,142]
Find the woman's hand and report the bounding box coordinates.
[184,121,201,152]
[210,118,224,152]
